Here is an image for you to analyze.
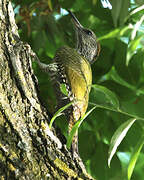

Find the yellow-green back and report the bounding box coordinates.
[54,46,92,120]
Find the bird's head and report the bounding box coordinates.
[68,10,100,64]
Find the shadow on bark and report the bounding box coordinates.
[0,0,94,179]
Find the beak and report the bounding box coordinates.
[68,10,83,29]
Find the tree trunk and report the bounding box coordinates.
[0,0,94,179]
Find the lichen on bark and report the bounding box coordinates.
[0,0,95,179]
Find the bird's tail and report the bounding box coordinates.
[69,115,79,156]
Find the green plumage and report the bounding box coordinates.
[36,11,100,156]
[54,45,92,119]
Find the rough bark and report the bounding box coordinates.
[0,0,94,179]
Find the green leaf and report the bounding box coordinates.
[49,102,73,129]
[110,66,144,96]
[111,0,122,27]
[108,118,136,167]
[98,29,120,40]
[125,4,144,21]
[60,83,69,96]
[111,0,129,26]
[128,135,144,180]
[92,84,119,109]
[119,0,130,26]
[126,35,144,66]
[131,14,144,40]
[110,67,136,91]
[98,25,130,41]
[66,106,96,149]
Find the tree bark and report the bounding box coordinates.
[0,0,94,179]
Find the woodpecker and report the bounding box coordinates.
[35,10,100,156]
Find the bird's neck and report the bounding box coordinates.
[76,44,95,62]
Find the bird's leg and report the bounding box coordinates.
[29,48,58,73]
[37,62,58,74]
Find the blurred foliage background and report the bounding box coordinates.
[13,0,144,179]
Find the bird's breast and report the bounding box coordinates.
[65,55,92,119]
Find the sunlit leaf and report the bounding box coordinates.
[60,83,69,96]
[126,4,144,21]
[119,25,131,36]
[48,0,53,11]
[131,14,144,40]
[108,118,136,167]
[98,29,120,40]
[128,135,144,180]
[126,35,144,66]
[49,102,73,129]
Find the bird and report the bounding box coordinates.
[35,10,100,156]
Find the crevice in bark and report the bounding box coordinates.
[0,0,95,179]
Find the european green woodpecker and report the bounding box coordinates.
[36,10,100,156]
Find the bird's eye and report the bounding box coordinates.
[84,29,93,36]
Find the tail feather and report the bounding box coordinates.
[69,114,79,156]
[72,131,79,155]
